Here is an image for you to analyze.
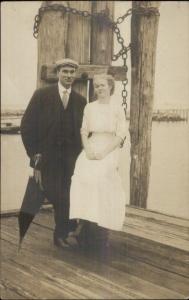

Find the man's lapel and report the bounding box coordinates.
[46,84,62,130]
[69,90,78,131]
[52,84,62,106]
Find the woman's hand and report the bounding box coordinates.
[93,135,122,160]
[85,145,96,160]
[94,149,108,160]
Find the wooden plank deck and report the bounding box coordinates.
[1,207,189,299]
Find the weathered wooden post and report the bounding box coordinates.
[130,1,160,208]
[89,1,114,100]
[91,1,114,64]
[37,1,91,98]
[37,1,69,88]
[39,1,126,100]
[65,1,92,97]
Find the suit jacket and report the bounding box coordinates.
[21,84,86,169]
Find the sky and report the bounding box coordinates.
[1,1,189,110]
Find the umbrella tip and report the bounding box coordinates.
[18,238,23,252]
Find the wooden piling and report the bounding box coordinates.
[129,1,160,208]
[90,1,114,65]
[89,1,114,101]
[66,1,92,97]
[37,1,91,98]
[37,1,69,88]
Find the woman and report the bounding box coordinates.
[69,74,127,252]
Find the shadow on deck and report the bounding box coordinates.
[1,207,189,299]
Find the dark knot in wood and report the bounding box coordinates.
[81,72,88,80]
[132,7,160,17]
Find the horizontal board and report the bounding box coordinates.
[127,206,189,228]
[41,64,127,82]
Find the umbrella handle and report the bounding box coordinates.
[34,153,42,168]
[33,154,44,191]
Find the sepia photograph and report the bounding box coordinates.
[1,1,189,299]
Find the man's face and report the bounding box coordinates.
[57,66,76,88]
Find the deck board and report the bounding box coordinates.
[32,209,189,276]
[1,241,183,300]
[1,210,189,299]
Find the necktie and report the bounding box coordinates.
[62,90,69,109]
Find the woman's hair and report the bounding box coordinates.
[93,74,115,96]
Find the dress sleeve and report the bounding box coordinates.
[80,104,90,137]
[116,105,127,141]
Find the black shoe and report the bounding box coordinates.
[54,237,70,249]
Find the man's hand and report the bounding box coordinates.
[33,153,42,168]
[33,169,43,190]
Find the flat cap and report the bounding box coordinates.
[55,58,79,69]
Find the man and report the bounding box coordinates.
[21,58,86,249]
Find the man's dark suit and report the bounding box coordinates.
[21,83,86,239]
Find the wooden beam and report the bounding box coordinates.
[129,1,161,208]
[41,64,127,82]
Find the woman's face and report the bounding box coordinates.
[93,78,111,99]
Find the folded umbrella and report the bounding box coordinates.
[18,176,45,249]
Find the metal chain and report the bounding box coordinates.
[33,4,133,145]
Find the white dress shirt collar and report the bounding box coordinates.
[58,81,71,97]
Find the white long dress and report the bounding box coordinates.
[70,97,127,231]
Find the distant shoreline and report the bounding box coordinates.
[153,109,189,122]
[1,108,189,122]
[1,110,25,117]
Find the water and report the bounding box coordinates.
[1,122,189,219]
[149,122,189,218]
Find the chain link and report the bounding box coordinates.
[115,8,133,25]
